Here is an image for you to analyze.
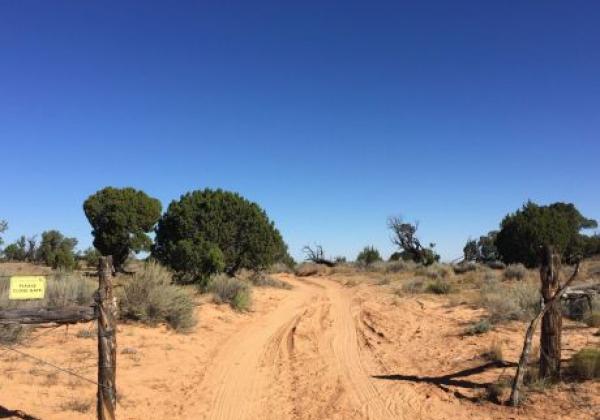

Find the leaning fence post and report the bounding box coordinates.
[97,256,117,420]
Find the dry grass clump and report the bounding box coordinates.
[481,339,503,362]
[266,262,294,274]
[570,348,600,379]
[453,262,478,274]
[60,397,93,413]
[503,263,528,281]
[249,272,292,289]
[401,277,426,294]
[119,261,197,331]
[295,262,328,277]
[208,275,252,311]
[466,319,492,335]
[415,263,452,280]
[424,278,452,294]
[0,324,29,345]
[584,311,600,327]
[477,275,540,323]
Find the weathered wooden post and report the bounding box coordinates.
[539,245,562,380]
[97,256,117,420]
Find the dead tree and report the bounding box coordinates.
[387,216,439,265]
[302,245,336,267]
[509,250,580,406]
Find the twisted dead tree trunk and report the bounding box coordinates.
[540,246,562,380]
[302,245,336,267]
[509,248,580,406]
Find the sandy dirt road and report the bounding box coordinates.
[183,276,415,420]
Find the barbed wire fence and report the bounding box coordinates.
[0,256,117,420]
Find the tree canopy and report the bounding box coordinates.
[496,201,597,267]
[387,217,439,265]
[153,189,290,283]
[83,187,162,270]
[36,230,78,270]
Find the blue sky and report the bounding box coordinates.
[1,1,599,261]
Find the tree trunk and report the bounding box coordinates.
[539,246,562,380]
[97,256,117,420]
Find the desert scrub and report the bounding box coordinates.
[570,348,600,379]
[466,319,492,335]
[584,311,600,327]
[402,277,425,294]
[477,276,540,323]
[503,263,528,281]
[0,324,29,345]
[119,261,197,331]
[453,262,478,275]
[481,339,503,362]
[295,262,327,277]
[424,278,452,294]
[250,272,292,289]
[208,275,252,311]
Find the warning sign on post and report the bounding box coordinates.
[9,276,46,300]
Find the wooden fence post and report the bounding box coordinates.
[97,256,117,420]
[539,245,562,380]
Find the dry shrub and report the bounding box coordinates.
[295,262,328,277]
[208,275,252,311]
[466,319,492,335]
[453,262,478,274]
[584,311,600,328]
[424,278,452,294]
[119,261,196,331]
[503,263,528,281]
[481,339,503,362]
[250,272,292,289]
[402,277,425,294]
[0,324,29,345]
[570,348,600,379]
[477,276,540,323]
[266,262,294,274]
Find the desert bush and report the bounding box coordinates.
[402,277,425,294]
[453,262,478,274]
[486,260,506,270]
[295,262,327,277]
[208,275,252,311]
[84,187,162,271]
[495,201,597,267]
[503,263,528,281]
[477,277,540,323]
[466,319,492,335]
[570,348,600,379]
[0,324,28,345]
[424,278,452,294]
[119,261,196,331]
[250,272,292,289]
[267,262,294,274]
[384,259,416,273]
[153,189,290,281]
[356,246,382,267]
[81,247,101,268]
[36,230,78,270]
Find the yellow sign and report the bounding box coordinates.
[9,276,46,300]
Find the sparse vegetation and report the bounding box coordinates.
[503,263,528,281]
[387,217,439,266]
[118,261,196,331]
[570,348,600,379]
[249,272,292,289]
[466,319,492,335]
[208,275,252,311]
[424,278,452,294]
[356,246,382,267]
[477,276,540,323]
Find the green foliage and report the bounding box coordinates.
[463,231,499,263]
[36,230,78,270]
[83,187,162,270]
[356,246,382,266]
[118,261,196,331]
[570,348,600,379]
[463,239,478,262]
[153,189,290,281]
[3,235,36,262]
[81,246,101,268]
[0,219,7,250]
[496,201,597,267]
[208,275,252,311]
[466,319,492,335]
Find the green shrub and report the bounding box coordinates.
[250,272,292,289]
[425,278,452,294]
[356,246,382,267]
[36,230,78,270]
[504,263,528,281]
[0,324,28,345]
[208,275,252,311]
[119,261,196,331]
[466,319,492,335]
[153,189,290,281]
[84,187,162,271]
[570,348,600,379]
[81,247,101,268]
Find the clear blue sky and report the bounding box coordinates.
[1,1,599,262]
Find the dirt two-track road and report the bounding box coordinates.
[1,273,597,420]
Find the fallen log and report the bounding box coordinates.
[0,306,97,325]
